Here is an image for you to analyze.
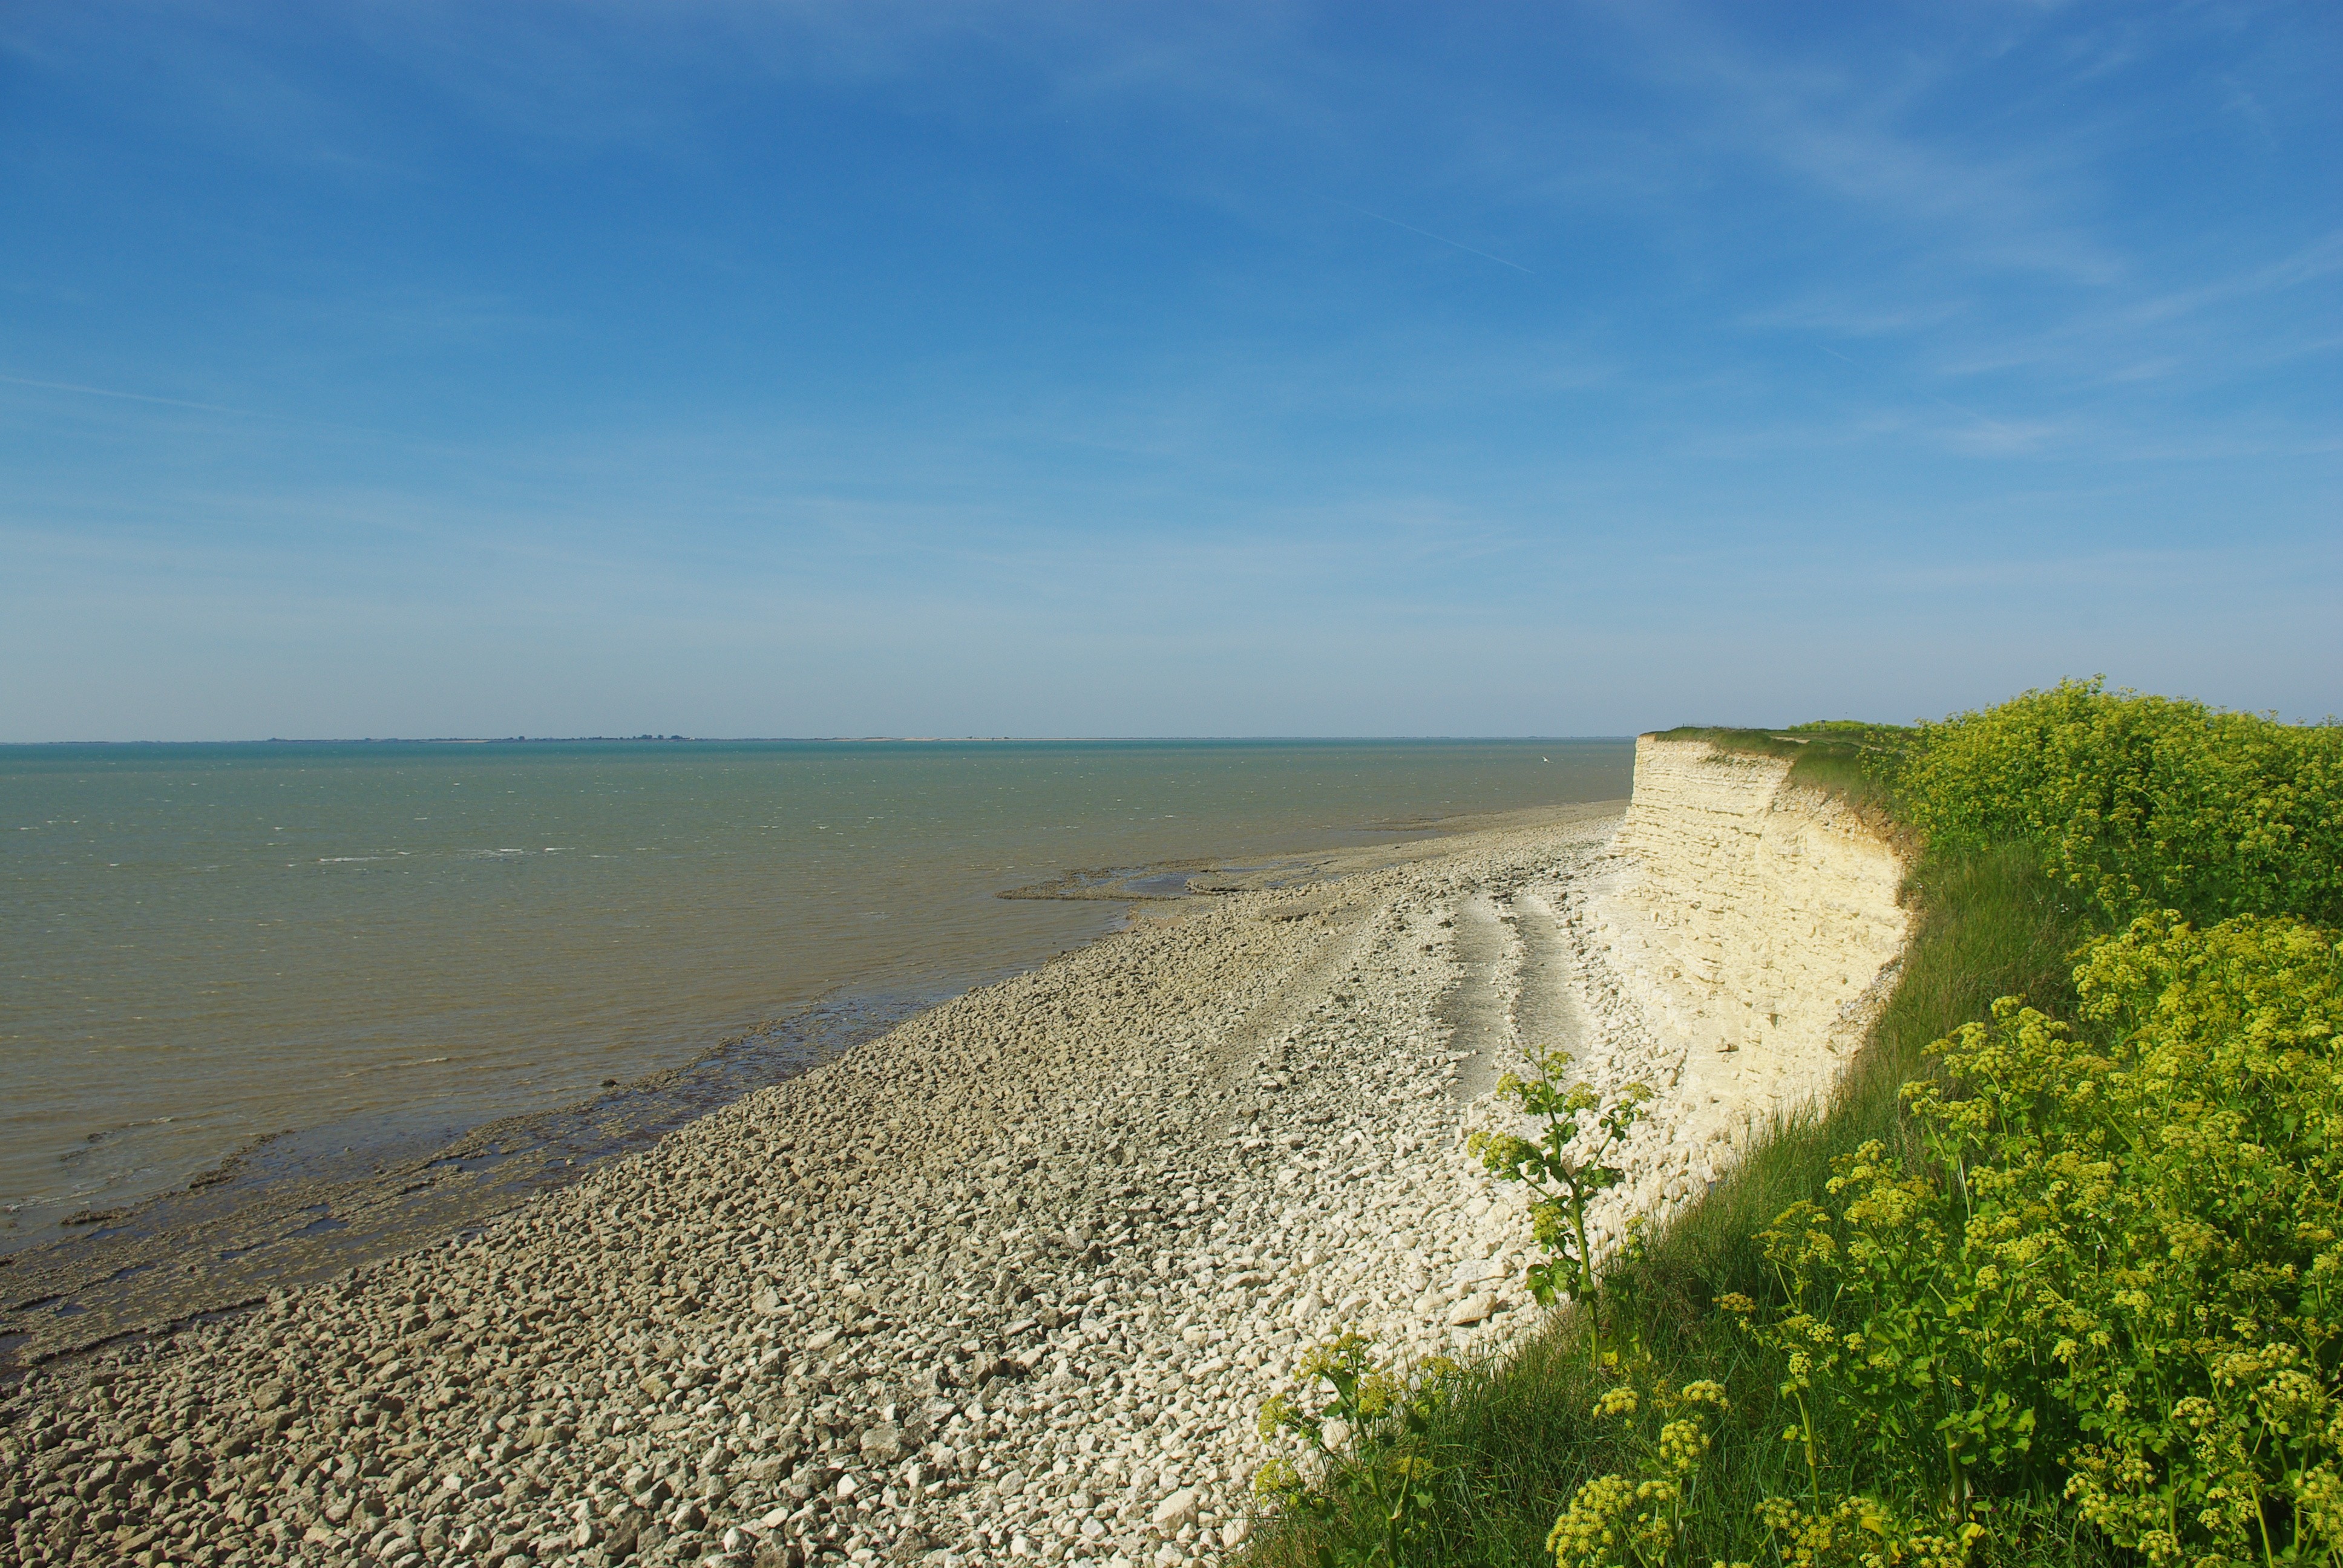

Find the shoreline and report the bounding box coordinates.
[1,769,1901,1568]
[0,999,923,1376]
[4,739,1629,1260]
[0,804,1597,1376]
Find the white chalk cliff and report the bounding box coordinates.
[1536,734,1909,1242]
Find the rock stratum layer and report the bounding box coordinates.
[1,743,1904,1568]
[1573,737,1910,1178]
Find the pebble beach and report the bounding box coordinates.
[2,755,1905,1568]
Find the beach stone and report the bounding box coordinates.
[0,770,1907,1568]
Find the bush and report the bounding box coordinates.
[1738,912,2343,1564]
[1889,679,2343,929]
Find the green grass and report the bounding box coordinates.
[1647,723,1911,818]
[1244,840,2100,1568]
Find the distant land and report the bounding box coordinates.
[12,734,1615,746]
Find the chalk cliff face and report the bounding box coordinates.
[1576,736,1909,1144]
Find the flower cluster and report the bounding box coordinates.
[1728,912,2343,1564]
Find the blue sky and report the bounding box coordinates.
[2,2,2337,740]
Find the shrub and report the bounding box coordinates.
[1734,912,2343,1565]
[1889,679,2343,928]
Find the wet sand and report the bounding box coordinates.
[0,1002,913,1374]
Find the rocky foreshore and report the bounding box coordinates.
[2,756,1904,1568]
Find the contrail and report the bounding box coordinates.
[0,372,399,436]
[1334,201,1535,274]
[0,372,276,417]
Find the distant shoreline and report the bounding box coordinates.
[2,733,1637,747]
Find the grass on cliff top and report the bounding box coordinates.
[1647,720,1911,816]
[1242,838,2099,1568]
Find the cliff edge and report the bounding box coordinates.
[1571,735,1909,1181]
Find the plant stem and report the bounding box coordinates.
[1568,1187,1599,1367]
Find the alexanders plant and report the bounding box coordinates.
[1254,1333,1461,1568]
[1467,1047,1651,1365]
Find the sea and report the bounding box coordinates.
[0,738,1632,1248]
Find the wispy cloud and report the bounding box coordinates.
[1600,2,2125,284]
[1740,298,1969,339]
[2124,230,2343,327]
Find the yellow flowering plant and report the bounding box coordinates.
[1256,1333,1461,1567]
[1886,679,2343,929]
[1468,1047,1651,1365]
[1544,1377,1731,1568]
[1723,912,2343,1565]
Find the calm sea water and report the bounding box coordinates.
[1,738,1630,1240]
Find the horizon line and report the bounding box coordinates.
[0,733,1648,746]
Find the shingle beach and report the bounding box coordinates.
[4,740,1909,1568]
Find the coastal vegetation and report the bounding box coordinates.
[1248,680,2343,1568]
[1644,722,1905,817]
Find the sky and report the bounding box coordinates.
[2,1,2338,740]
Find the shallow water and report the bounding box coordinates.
[0,737,1630,1244]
